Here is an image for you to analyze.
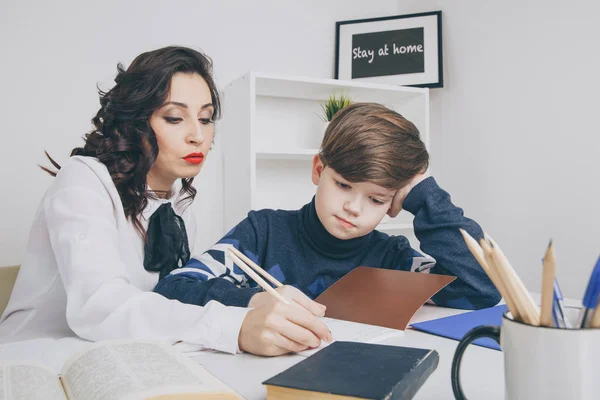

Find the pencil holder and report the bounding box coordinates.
[451,306,600,400]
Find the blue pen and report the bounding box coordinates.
[553,278,570,328]
[552,292,562,328]
[552,296,563,328]
[577,255,600,328]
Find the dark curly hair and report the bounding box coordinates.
[41,46,221,236]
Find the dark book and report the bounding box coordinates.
[263,341,439,400]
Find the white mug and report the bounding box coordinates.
[451,307,600,400]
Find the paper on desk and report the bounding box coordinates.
[297,317,404,357]
[410,305,508,351]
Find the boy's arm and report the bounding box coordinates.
[154,216,263,307]
[392,176,501,309]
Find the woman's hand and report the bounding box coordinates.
[387,173,428,218]
[238,300,332,356]
[248,285,326,317]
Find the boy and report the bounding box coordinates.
[155,103,499,318]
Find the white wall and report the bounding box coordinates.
[397,0,600,298]
[1,0,598,299]
[0,0,402,262]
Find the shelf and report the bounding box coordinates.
[253,72,426,102]
[255,149,319,161]
[222,72,429,236]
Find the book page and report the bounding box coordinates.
[60,340,238,400]
[0,337,94,375]
[298,317,404,357]
[0,362,66,400]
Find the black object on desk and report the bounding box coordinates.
[263,341,439,399]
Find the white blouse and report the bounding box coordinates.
[0,156,248,354]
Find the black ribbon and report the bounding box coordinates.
[143,203,190,280]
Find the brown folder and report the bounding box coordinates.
[315,266,456,331]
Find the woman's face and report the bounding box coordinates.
[147,72,215,192]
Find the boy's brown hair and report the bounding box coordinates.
[318,102,429,190]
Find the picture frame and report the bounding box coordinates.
[335,11,443,88]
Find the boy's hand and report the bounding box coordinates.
[387,173,428,218]
[238,301,332,356]
[248,285,326,317]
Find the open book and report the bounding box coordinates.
[0,340,240,400]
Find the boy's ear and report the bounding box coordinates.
[311,155,324,185]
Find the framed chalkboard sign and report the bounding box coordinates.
[335,11,443,88]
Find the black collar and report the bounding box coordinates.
[297,196,372,260]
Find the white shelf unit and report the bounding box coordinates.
[220,72,430,238]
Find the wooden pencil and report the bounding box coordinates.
[226,249,289,305]
[485,234,540,326]
[540,240,556,327]
[479,237,523,322]
[459,229,519,321]
[229,246,283,288]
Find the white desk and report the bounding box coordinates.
[191,305,506,400]
[5,303,560,399]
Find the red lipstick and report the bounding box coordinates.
[183,152,204,165]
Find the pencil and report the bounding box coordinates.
[229,246,283,288]
[226,249,290,305]
[486,234,540,326]
[540,240,556,327]
[459,229,519,320]
[479,237,523,322]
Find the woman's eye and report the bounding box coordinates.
[199,118,214,125]
[163,116,182,124]
[371,197,384,205]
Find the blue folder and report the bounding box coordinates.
[410,305,508,351]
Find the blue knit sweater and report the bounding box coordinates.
[154,177,500,310]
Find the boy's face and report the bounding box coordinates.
[311,156,396,240]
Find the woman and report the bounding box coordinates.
[0,46,330,355]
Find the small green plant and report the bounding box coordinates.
[321,94,353,122]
